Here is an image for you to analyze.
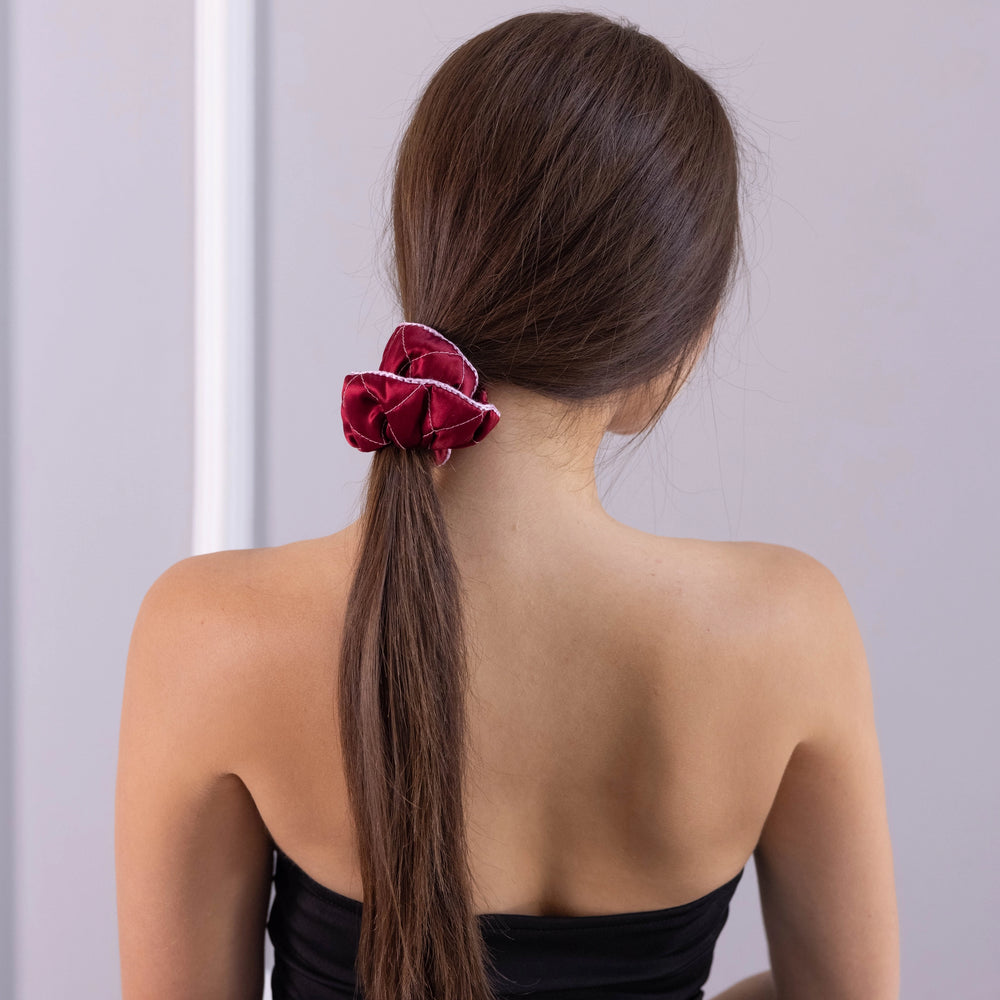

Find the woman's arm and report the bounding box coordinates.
[709,970,777,1000]
[115,554,273,999]
[725,548,900,1000]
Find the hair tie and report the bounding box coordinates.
[341,322,501,467]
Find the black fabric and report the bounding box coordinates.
[266,845,744,1000]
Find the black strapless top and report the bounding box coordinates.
[266,845,744,1000]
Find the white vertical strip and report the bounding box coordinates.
[193,0,256,555]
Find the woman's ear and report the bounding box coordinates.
[605,364,682,436]
[604,312,717,436]
[605,383,656,436]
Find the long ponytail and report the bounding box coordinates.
[338,443,498,998]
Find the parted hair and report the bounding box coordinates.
[338,10,750,999]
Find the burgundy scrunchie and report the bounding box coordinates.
[341,322,501,467]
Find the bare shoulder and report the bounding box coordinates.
[143,533,345,638]
[640,535,866,738]
[645,534,837,597]
[719,537,843,598]
[700,539,862,669]
[723,539,874,740]
[125,550,263,777]
[128,536,343,773]
[647,535,849,644]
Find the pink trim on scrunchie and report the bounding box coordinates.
[341,322,501,467]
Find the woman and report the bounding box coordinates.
[115,10,899,1000]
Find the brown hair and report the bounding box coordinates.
[338,10,750,998]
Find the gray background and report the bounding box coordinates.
[3,1,997,998]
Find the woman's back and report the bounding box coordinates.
[127,503,897,998]
[239,519,799,918]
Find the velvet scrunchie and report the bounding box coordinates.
[341,322,501,467]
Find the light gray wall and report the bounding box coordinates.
[6,2,998,998]
[0,0,12,995]
[9,1,194,997]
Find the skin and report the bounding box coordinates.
[115,346,899,999]
[428,341,700,554]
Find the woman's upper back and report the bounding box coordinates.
[235,520,798,915]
